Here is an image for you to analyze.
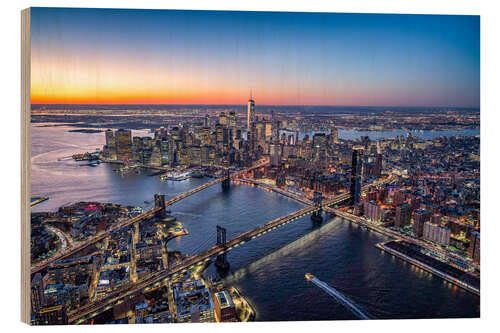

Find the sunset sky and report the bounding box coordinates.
[30,8,480,107]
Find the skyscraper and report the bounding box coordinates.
[350,146,364,205]
[247,93,255,133]
[413,208,430,237]
[395,203,412,228]
[468,231,480,264]
[104,129,117,160]
[312,133,327,161]
[374,142,382,177]
[423,222,451,246]
[115,129,133,161]
[219,112,228,126]
[228,111,237,129]
[331,125,339,144]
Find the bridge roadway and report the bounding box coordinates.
[68,172,391,323]
[31,161,269,275]
[68,203,323,323]
[69,187,360,323]
[235,178,314,205]
[323,207,399,239]
[163,160,269,206]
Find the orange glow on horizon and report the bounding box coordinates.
[30,47,386,106]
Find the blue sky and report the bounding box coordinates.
[30,8,480,107]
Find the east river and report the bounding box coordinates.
[31,125,479,320]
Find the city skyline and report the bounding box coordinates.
[30,8,479,108]
[25,8,480,325]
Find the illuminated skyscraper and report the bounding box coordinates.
[104,129,117,160]
[395,203,412,228]
[413,209,430,237]
[256,121,266,141]
[313,133,327,161]
[228,111,237,129]
[331,125,339,144]
[247,92,255,133]
[373,141,382,177]
[115,129,133,161]
[219,112,228,126]
[215,124,224,147]
[350,146,364,205]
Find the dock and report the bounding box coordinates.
[376,240,480,296]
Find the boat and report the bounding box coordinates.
[160,171,190,181]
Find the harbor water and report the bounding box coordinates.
[31,125,480,320]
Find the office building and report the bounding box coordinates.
[423,222,451,246]
[331,125,339,144]
[363,201,382,222]
[393,191,406,206]
[413,209,430,237]
[115,129,133,161]
[350,146,364,205]
[104,129,117,160]
[247,95,255,133]
[213,290,238,322]
[219,112,228,126]
[468,231,480,264]
[395,203,412,228]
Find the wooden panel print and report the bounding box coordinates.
[21,7,480,325]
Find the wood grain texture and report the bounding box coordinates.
[21,7,31,325]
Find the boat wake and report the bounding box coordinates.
[306,273,371,320]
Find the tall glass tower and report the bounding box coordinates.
[247,92,255,133]
[350,146,364,205]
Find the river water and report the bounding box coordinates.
[30,124,480,321]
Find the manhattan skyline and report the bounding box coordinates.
[30,8,479,107]
[26,7,480,325]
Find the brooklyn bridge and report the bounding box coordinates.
[33,159,391,324]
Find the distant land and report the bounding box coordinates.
[31,104,480,116]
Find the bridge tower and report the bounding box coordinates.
[154,194,166,218]
[311,191,323,223]
[215,225,230,270]
[221,169,231,191]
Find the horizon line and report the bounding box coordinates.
[30,103,480,110]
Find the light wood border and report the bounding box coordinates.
[21,7,31,325]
